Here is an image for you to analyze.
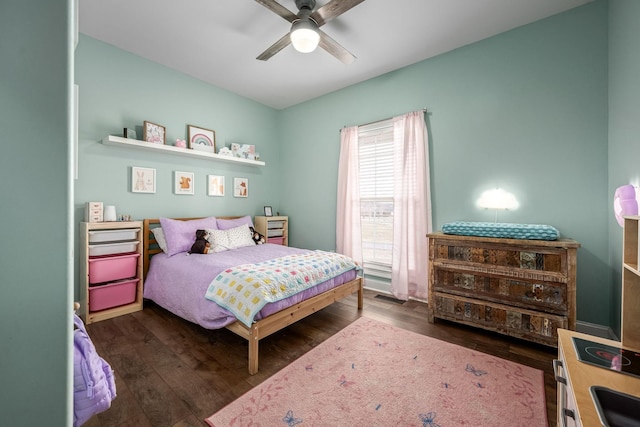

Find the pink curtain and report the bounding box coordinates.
[336,126,363,265]
[391,111,431,300]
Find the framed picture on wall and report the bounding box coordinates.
[174,171,194,195]
[131,167,156,194]
[143,121,166,144]
[207,175,225,196]
[188,124,216,153]
[234,177,248,198]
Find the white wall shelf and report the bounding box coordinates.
[102,135,265,166]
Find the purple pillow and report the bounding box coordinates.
[159,217,218,256]
[216,215,253,230]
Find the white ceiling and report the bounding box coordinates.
[79,0,593,110]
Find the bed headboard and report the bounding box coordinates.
[142,217,242,279]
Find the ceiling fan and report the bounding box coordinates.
[255,0,366,64]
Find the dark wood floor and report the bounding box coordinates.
[84,290,558,426]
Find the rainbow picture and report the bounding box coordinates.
[187,125,216,153]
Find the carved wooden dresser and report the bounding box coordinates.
[427,232,580,346]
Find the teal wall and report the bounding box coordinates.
[0,0,72,425]
[280,1,610,325]
[75,36,281,221]
[74,36,282,298]
[608,0,640,334]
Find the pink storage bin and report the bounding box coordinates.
[88,252,139,284]
[268,236,285,245]
[89,278,139,312]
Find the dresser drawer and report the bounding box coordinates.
[433,267,567,314]
[433,241,565,274]
[433,292,567,346]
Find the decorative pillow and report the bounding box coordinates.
[189,230,212,254]
[216,215,253,230]
[151,227,168,253]
[205,224,255,253]
[160,217,218,256]
[249,226,266,245]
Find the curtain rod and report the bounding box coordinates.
[341,108,428,131]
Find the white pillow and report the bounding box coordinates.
[151,227,168,253]
[205,224,255,253]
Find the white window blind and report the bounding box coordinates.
[358,120,394,272]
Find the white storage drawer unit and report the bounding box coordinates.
[80,221,144,324]
[88,228,139,243]
[267,229,284,237]
[88,241,139,256]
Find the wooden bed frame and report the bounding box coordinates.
[142,217,363,375]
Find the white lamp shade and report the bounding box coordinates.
[477,189,519,210]
[290,20,320,53]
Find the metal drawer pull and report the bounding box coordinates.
[553,359,567,384]
[564,408,575,419]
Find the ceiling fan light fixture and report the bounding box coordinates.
[290,19,320,53]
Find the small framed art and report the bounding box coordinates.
[208,175,225,196]
[131,167,156,194]
[188,124,216,153]
[123,127,137,140]
[234,177,248,198]
[143,121,166,144]
[174,171,194,195]
[264,206,273,216]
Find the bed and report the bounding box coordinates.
[142,216,363,374]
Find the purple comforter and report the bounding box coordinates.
[143,244,358,329]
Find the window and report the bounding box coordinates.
[358,120,394,276]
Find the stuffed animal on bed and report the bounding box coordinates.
[189,229,211,254]
[250,227,266,245]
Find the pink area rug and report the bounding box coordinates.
[206,317,547,427]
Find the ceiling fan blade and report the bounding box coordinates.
[255,0,298,23]
[318,29,356,65]
[256,33,292,61]
[311,0,366,27]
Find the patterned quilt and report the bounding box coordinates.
[204,251,361,327]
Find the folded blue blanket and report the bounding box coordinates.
[441,221,559,241]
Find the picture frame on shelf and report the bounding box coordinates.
[123,127,137,140]
[234,177,248,198]
[187,124,216,153]
[230,143,256,160]
[174,171,195,195]
[143,121,165,144]
[264,206,273,217]
[131,167,156,194]
[207,175,225,197]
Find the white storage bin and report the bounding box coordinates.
[267,229,284,237]
[89,241,139,256]
[89,228,139,243]
[268,221,285,229]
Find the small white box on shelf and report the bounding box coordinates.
[85,202,103,222]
